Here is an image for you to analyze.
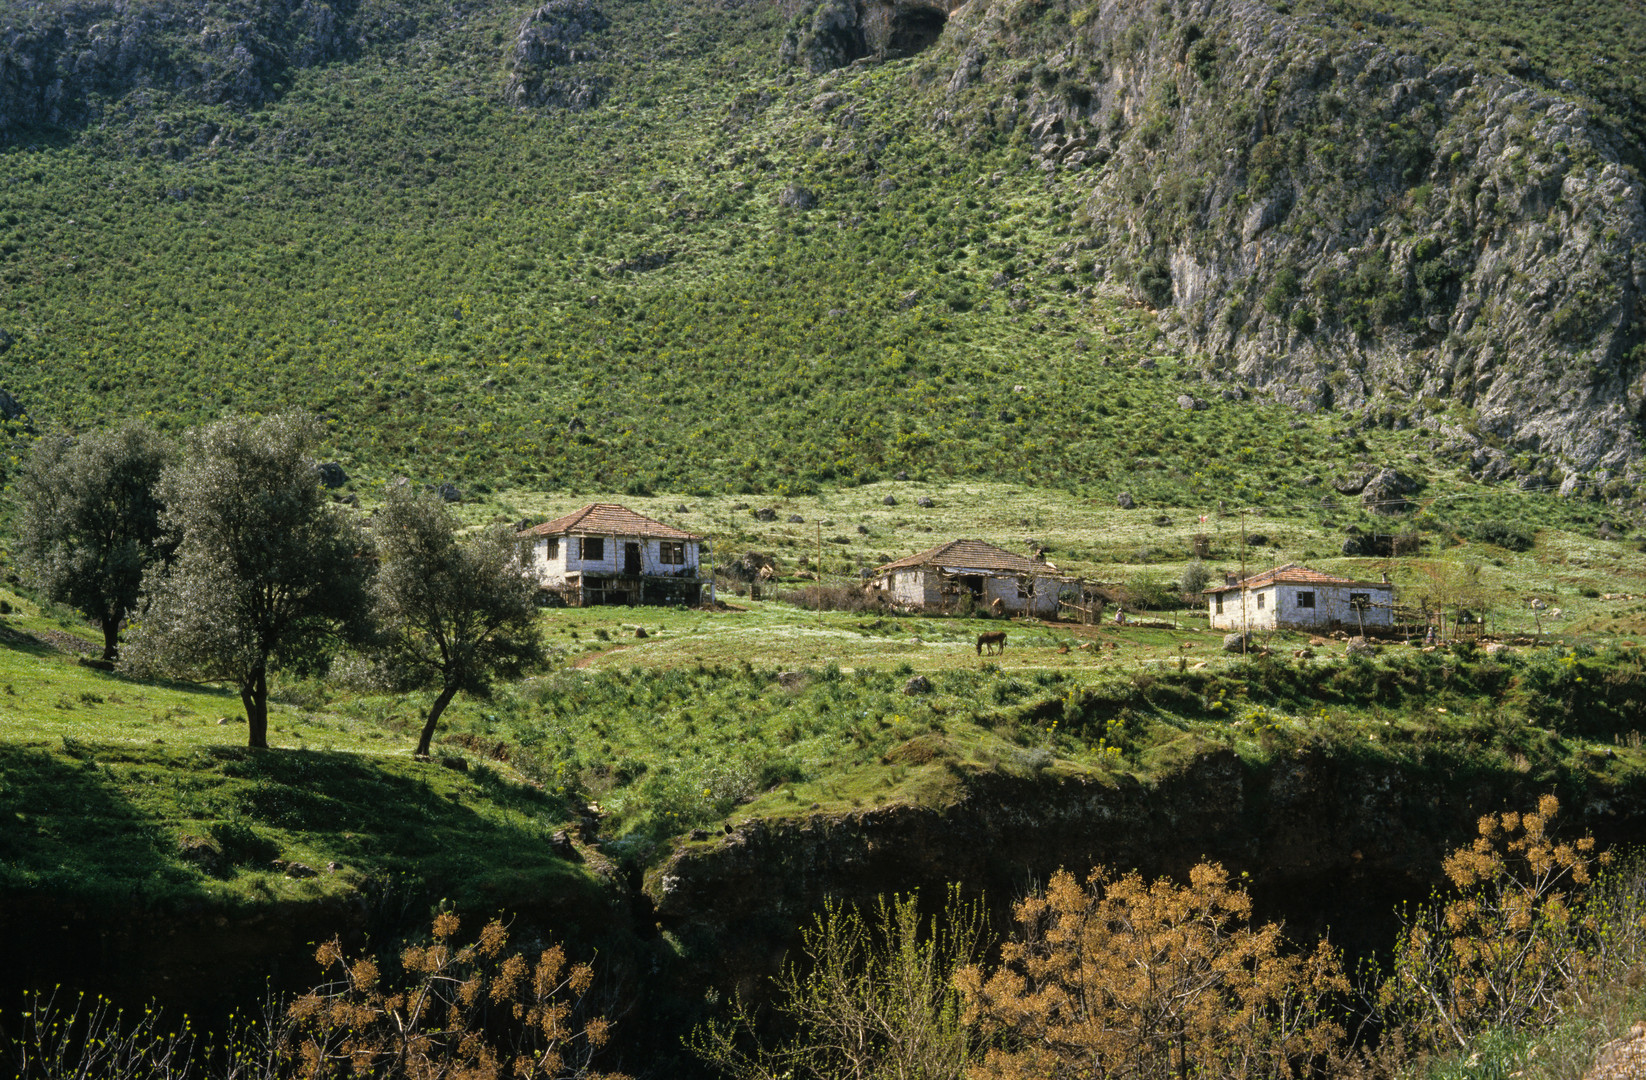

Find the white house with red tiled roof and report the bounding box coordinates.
[1205,563,1393,632]
[867,539,1069,617]
[519,503,707,606]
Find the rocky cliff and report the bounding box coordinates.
[957,0,1646,485]
[0,0,421,132]
[650,747,1646,988]
[787,0,1646,489]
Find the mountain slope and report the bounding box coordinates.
[896,0,1646,481]
[0,0,1641,510]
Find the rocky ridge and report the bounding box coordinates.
[503,0,610,111]
[890,0,1646,489]
[0,0,383,131]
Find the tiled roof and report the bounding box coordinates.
[521,503,702,541]
[1206,563,1390,594]
[873,539,1046,576]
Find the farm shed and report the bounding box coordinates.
[1207,563,1394,633]
[867,539,1069,617]
[520,503,708,607]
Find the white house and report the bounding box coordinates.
[520,503,708,607]
[1206,563,1395,633]
[867,539,1068,617]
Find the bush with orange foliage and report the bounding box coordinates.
[1378,793,1612,1051]
[954,862,1348,1080]
[285,911,626,1080]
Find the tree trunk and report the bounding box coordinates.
[100,616,120,662]
[243,665,269,749]
[416,684,461,758]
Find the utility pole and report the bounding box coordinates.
[1239,506,1248,656]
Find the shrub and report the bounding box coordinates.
[288,912,624,1079]
[1378,795,1606,1051]
[691,889,987,1080]
[1179,559,1210,596]
[1469,520,1534,551]
[208,820,281,866]
[957,862,1348,1079]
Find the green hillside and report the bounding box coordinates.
[0,0,1639,506]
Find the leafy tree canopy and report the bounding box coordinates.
[15,421,173,660]
[371,484,542,757]
[123,412,369,748]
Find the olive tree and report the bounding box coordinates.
[371,485,542,758]
[123,414,368,749]
[15,423,172,661]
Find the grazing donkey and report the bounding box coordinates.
[976,630,1007,655]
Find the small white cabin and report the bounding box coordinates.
[1207,563,1394,632]
[867,539,1066,617]
[520,503,707,606]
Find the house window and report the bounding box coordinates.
[545,538,559,560]
[659,541,686,565]
[1256,592,1265,610]
[1017,580,1032,600]
[583,537,605,562]
[1296,590,1315,609]
[1215,594,1224,614]
[1349,592,1371,610]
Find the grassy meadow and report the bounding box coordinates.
[5,469,1646,905]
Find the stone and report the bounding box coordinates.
[777,183,817,209]
[435,482,462,503]
[882,495,898,506]
[1222,632,1253,653]
[1361,467,1419,515]
[505,0,613,110]
[1485,642,1512,657]
[1136,358,1157,370]
[567,416,586,433]
[788,514,805,523]
[856,524,870,534]
[1559,472,1586,498]
[1346,638,1378,657]
[284,861,318,879]
[0,328,13,353]
[633,626,648,638]
[1334,469,1377,495]
[1116,491,1136,509]
[916,496,934,507]
[316,461,348,489]
[0,389,24,422]
[752,506,778,521]
[177,835,225,874]
[895,470,909,480]
[777,670,806,689]
[1176,394,1207,411]
[902,675,932,695]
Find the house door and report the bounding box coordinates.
[624,542,641,576]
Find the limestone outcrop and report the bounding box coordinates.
[926,0,1646,483]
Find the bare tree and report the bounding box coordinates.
[123,414,368,749]
[15,423,172,660]
[371,485,542,758]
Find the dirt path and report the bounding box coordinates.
[572,645,629,668]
